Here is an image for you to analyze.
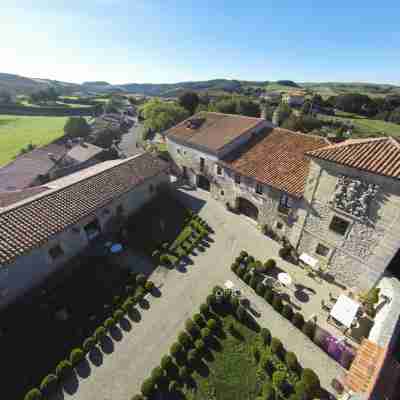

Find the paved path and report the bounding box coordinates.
[119,119,145,157]
[61,188,343,400]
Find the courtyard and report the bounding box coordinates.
[53,187,351,400]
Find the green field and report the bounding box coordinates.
[0,115,68,165]
[319,111,400,137]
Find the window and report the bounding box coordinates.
[276,221,283,230]
[200,157,205,172]
[316,243,330,257]
[256,183,263,194]
[149,184,154,193]
[117,204,124,214]
[220,190,224,196]
[235,174,241,184]
[49,244,64,260]
[216,165,222,175]
[177,148,181,154]
[278,193,292,215]
[329,216,349,236]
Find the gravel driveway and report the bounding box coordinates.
[61,188,343,400]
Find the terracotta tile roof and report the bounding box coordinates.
[166,112,266,154]
[221,128,329,197]
[0,187,49,208]
[345,339,385,394]
[306,137,400,179]
[0,153,168,266]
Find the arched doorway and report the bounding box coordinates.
[237,197,259,221]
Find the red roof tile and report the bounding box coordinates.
[306,137,400,179]
[0,153,168,266]
[166,112,265,153]
[221,128,329,197]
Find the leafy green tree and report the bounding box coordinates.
[64,117,90,138]
[141,99,189,132]
[236,98,260,117]
[179,91,200,115]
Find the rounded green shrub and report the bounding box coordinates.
[160,254,171,266]
[271,338,283,355]
[272,371,286,392]
[83,336,96,353]
[206,293,216,306]
[247,255,255,263]
[282,304,294,320]
[94,326,107,342]
[292,313,305,329]
[141,378,155,397]
[261,327,271,346]
[237,265,247,278]
[250,275,259,289]
[207,318,217,331]
[185,319,198,336]
[40,374,58,395]
[236,305,247,322]
[263,382,275,400]
[114,308,124,321]
[200,303,209,315]
[301,368,320,398]
[122,298,134,313]
[187,348,198,364]
[145,280,155,292]
[178,331,191,348]
[231,262,239,273]
[55,360,73,379]
[24,388,42,400]
[256,282,266,296]
[302,321,315,339]
[294,381,307,399]
[244,272,252,284]
[195,338,205,352]
[104,317,115,330]
[272,295,283,313]
[179,365,190,380]
[70,348,85,366]
[264,259,276,269]
[201,327,211,339]
[264,288,274,304]
[240,250,248,259]
[285,351,298,371]
[161,355,173,370]
[136,273,147,286]
[169,380,180,392]
[170,342,183,358]
[193,313,204,327]
[151,366,164,383]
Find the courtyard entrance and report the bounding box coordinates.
[197,174,210,191]
[237,197,259,221]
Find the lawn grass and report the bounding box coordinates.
[0,114,68,165]
[318,111,400,137]
[186,314,262,400]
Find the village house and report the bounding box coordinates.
[0,153,169,309]
[167,112,400,290]
[283,91,306,107]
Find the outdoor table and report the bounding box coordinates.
[277,272,293,287]
[110,243,123,253]
[299,253,319,270]
[329,294,360,329]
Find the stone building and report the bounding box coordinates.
[0,153,169,309]
[167,112,400,290]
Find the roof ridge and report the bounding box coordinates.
[274,127,330,143]
[204,111,264,120]
[0,153,146,215]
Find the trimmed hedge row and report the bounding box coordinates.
[232,252,316,341]
[23,275,156,400]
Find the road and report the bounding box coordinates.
[118,119,145,157]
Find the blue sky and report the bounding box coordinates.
[2,1,400,84]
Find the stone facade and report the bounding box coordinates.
[297,159,400,290]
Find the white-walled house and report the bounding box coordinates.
[167,112,400,290]
[0,153,169,309]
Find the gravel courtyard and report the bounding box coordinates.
[61,188,343,400]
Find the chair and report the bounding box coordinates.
[321,299,332,312]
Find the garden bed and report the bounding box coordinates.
[133,287,323,400]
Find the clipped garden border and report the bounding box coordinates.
[132,285,323,400]
[23,274,158,400]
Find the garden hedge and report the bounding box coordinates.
[141,378,155,397]
[83,336,97,353]
[24,388,42,400]
[285,352,298,371]
[55,360,73,379]
[70,348,85,366]
[39,373,58,395]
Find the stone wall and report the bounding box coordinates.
[298,159,400,290]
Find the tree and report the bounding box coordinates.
[141,99,189,133]
[179,91,200,115]
[212,98,237,114]
[64,117,91,138]
[334,93,375,115]
[236,98,260,117]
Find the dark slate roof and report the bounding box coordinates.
[0,153,168,265]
